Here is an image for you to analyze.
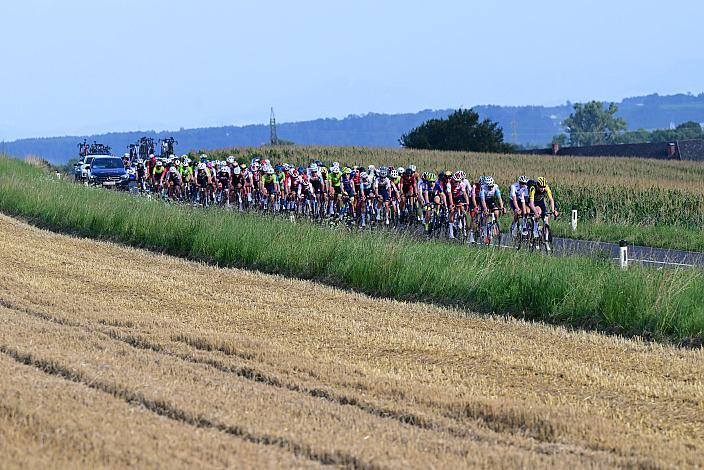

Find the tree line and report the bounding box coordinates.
[401,101,703,153]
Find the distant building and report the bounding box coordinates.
[519,139,704,162]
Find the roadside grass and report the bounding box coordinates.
[1,155,702,343]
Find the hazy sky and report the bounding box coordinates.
[1,0,701,140]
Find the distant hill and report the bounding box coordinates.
[3,92,704,164]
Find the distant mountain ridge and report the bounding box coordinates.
[3,92,704,164]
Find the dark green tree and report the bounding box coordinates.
[562,101,627,146]
[399,109,513,153]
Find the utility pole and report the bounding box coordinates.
[269,107,279,146]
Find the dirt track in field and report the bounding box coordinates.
[0,214,702,469]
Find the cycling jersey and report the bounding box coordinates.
[433,179,451,195]
[479,184,502,201]
[262,174,278,186]
[329,172,342,188]
[528,181,553,204]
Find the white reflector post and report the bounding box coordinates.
[619,240,628,269]
[571,209,577,231]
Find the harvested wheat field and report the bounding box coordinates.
[0,214,702,469]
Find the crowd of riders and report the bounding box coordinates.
[123,152,558,247]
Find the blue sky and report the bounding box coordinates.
[1,0,702,140]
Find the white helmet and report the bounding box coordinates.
[332,161,340,168]
[183,157,191,165]
[368,164,375,171]
[173,159,180,166]
[360,171,369,180]
[221,165,231,173]
[266,166,275,175]
[485,176,495,186]
[397,167,405,174]
[409,165,416,172]
[227,156,236,164]
[181,154,188,160]
[309,163,318,171]
[233,166,241,175]
[200,154,208,160]
[390,169,399,178]
[518,175,529,184]
[197,162,207,170]
[123,153,130,158]
[169,166,178,173]
[331,166,341,174]
[169,154,176,161]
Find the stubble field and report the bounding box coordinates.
[1,214,703,468]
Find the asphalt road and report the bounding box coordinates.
[494,234,704,268]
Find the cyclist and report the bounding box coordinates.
[340,167,356,220]
[374,167,393,225]
[479,176,506,242]
[151,160,166,194]
[195,162,212,207]
[216,164,232,207]
[400,167,417,222]
[450,170,472,241]
[359,171,373,227]
[419,172,436,235]
[528,176,558,240]
[164,165,183,200]
[260,166,280,211]
[509,175,530,236]
[328,165,343,214]
[135,159,147,193]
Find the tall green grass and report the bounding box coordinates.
[1,156,703,343]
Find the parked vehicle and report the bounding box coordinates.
[87,156,130,189]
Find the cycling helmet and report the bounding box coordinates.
[266,167,275,175]
[232,166,241,175]
[309,163,318,172]
[360,171,369,180]
[292,169,300,178]
[314,160,324,167]
[283,163,291,171]
[275,164,283,172]
[379,166,388,177]
[168,166,177,173]
[479,175,486,185]
[136,159,144,165]
[518,175,529,184]
[537,176,548,188]
[123,152,130,158]
[200,154,208,162]
[156,160,163,167]
[397,167,405,174]
[320,166,328,174]
[261,159,270,167]
[427,172,437,182]
[181,154,188,160]
[409,165,417,173]
[453,170,466,182]
[390,169,399,178]
[332,161,340,168]
[221,165,231,173]
[388,166,395,173]
[297,166,305,173]
[173,159,180,166]
[227,156,236,164]
[405,168,413,176]
[485,176,495,186]
[197,162,207,170]
[343,167,352,174]
[421,171,429,181]
[331,166,341,174]
[368,164,375,172]
[206,162,214,169]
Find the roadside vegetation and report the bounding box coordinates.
[1,155,703,343]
